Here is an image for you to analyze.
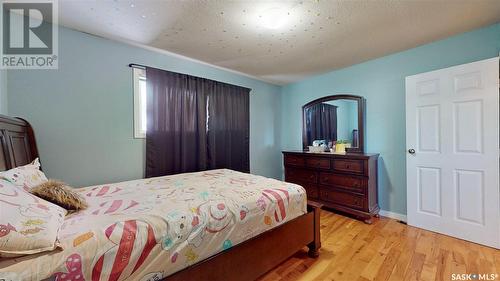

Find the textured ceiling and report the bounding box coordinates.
[59,0,500,85]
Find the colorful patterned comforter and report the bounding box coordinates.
[0,169,307,281]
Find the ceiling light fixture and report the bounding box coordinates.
[259,7,288,30]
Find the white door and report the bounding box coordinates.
[406,57,499,248]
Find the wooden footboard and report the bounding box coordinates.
[165,202,321,281]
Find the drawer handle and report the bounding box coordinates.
[309,175,315,179]
[346,164,351,169]
[353,182,360,187]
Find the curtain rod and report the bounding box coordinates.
[127,63,252,92]
[128,63,146,69]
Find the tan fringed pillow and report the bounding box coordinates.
[31,180,88,213]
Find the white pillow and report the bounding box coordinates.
[0,179,67,257]
[0,158,48,191]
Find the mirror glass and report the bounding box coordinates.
[304,99,359,150]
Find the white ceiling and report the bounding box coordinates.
[59,0,500,85]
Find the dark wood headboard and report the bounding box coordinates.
[0,114,39,171]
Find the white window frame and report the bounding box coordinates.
[133,67,147,138]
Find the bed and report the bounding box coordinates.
[0,115,321,281]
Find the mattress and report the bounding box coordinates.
[0,169,307,281]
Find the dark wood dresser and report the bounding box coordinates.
[283,151,379,223]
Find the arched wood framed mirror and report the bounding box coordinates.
[302,94,366,153]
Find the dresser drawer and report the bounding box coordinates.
[319,187,364,210]
[333,159,365,174]
[319,173,366,194]
[284,155,305,167]
[283,151,379,223]
[285,168,318,184]
[305,157,331,169]
[295,182,319,199]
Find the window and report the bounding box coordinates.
[133,67,147,138]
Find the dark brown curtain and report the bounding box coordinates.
[306,103,337,143]
[145,67,250,177]
[206,83,250,172]
[145,68,207,177]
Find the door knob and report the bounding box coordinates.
[408,149,416,154]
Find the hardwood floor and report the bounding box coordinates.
[259,210,500,281]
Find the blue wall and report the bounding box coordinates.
[280,23,500,215]
[0,70,6,114]
[7,27,282,187]
[6,22,500,214]
[325,99,358,143]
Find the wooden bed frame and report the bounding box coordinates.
[0,114,321,281]
[0,115,39,171]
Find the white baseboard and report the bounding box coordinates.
[379,210,407,222]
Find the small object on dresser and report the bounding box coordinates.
[308,146,325,153]
[334,140,351,153]
[309,140,328,152]
[312,140,327,147]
